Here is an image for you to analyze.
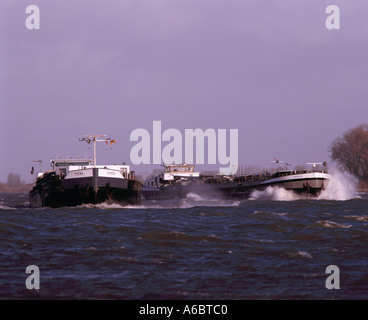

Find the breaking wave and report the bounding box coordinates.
[318,170,358,201]
[249,186,300,201]
[186,192,205,202]
[77,203,136,209]
[76,193,240,210]
[184,192,241,207]
[311,220,352,229]
[285,250,313,259]
[0,204,16,210]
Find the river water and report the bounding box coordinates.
[1,172,367,300]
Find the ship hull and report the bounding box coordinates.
[29,169,142,208]
[230,172,328,198]
[142,172,329,201]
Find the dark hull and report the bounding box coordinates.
[29,170,142,208]
[142,176,327,201]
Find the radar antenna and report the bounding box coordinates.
[271,158,291,171]
[31,159,43,174]
[79,135,116,167]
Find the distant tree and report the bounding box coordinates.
[329,124,368,180]
[6,172,22,186]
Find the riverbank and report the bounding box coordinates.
[0,182,33,193]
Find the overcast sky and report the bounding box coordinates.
[1,0,367,182]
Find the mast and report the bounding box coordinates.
[31,159,43,175]
[32,159,43,172]
[271,158,291,171]
[79,135,116,167]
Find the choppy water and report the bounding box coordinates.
[1,173,368,300]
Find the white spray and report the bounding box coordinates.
[317,169,358,201]
[250,186,301,201]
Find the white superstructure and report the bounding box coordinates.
[144,164,200,188]
[50,159,132,181]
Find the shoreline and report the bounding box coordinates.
[0,184,33,193]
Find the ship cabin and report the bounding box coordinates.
[144,164,200,188]
[162,164,200,181]
[49,158,132,180]
[50,159,92,179]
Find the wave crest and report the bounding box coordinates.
[250,186,300,201]
[0,204,16,210]
[318,170,358,201]
[312,220,352,229]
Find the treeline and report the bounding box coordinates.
[0,173,33,193]
[330,124,368,181]
[329,124,368,190]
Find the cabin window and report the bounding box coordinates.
[59,168,66,179]
[120,168,128,178]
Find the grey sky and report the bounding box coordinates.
[1,0,367,182]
